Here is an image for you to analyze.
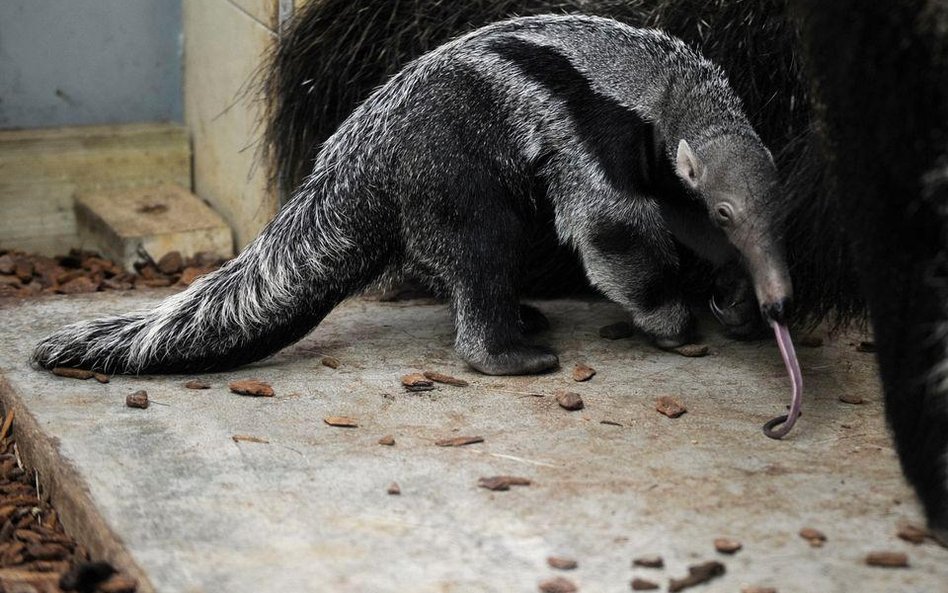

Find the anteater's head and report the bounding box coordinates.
[674,135,792,325]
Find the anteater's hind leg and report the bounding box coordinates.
[447,221,559,375]
[452,284,559,375]
[406,202,559,375]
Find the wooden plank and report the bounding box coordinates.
[0,568,61,593]
[0,122,186,144]
[184,0,280,250]
[0,123,190,255]
[0,123,189,185]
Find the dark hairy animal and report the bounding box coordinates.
[789,0,948,543]
[33,15,789,376]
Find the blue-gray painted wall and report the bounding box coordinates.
[0,0,183,129]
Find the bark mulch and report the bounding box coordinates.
[0,247,224,589]
[0,409,138,593]
[0,249,226,299]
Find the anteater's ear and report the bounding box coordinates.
[675,139,704,189]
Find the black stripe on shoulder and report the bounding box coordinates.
[488,35,660,194]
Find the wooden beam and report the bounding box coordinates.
[0,123,190,255]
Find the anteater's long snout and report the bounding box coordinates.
[731,228,794,325]
[748,254,793,324]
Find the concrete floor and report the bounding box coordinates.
[0,290,946,593]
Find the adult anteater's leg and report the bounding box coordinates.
[791,0,948,541]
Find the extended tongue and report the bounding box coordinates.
[762,321,804,439]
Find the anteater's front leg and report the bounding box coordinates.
[575,216,694,349]
[711,259,767,340]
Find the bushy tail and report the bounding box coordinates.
[33,190,388,374]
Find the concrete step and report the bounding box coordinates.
[75,183,233,270]
[0,295,944,592]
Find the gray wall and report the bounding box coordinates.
[0,0,182,129]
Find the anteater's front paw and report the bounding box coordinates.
[932,524,948,548]
[642,310,694,351]
[461,344,559,375]
[634,299,694,351]
[710,294,766,340]
[650,331,690,350]
[926,501,948,548]
[711,263,766,339]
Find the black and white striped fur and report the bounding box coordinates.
[33,15,783,375]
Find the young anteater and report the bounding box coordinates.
[33,15,790,376]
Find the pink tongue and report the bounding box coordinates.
[763,321,804,439]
